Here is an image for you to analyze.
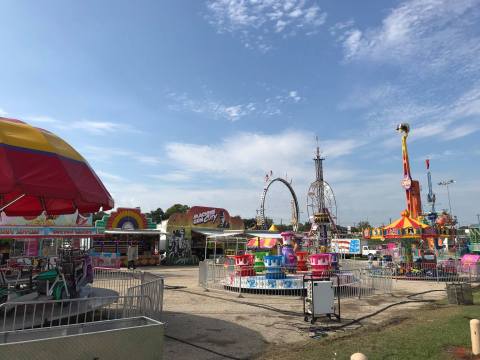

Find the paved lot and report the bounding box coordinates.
[146,266,447,360]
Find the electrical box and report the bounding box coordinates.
[303,278,339,324]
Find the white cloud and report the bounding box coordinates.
[70,120,141,135]
[149,172,191,182]
[164,131,363,191]
[288,90,301,102]
[82,145,163,166]
[25,115,60,124]
[205,0,327,51]
[23,115,141,136]
[0,108,8,117]
[166,89,301,121]
[96,170,126,183]
[337,0,480,74]
[443,123,480,140]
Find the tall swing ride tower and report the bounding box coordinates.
[396,123,422,218]
[306,138,337,248]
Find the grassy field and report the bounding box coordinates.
[258,289,480,360]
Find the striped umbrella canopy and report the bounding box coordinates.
[384,210,429,239]
[0,117,114,216]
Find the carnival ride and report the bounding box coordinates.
[0,118,120,327]
[361,123,477,279]
[256,176,300,232]
[307,140,337,249]
[220,142,346,294]
[397,123,422,219]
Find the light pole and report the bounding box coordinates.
[477,214,480,226]
[438,179,455,216]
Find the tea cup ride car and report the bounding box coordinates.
[253,251,269,274]
[234,254,255,277]
[295,251,309,271]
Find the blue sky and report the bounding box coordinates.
[1,0,479,226]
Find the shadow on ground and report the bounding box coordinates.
[162,311,267,360]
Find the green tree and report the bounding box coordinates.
[164,204,190,219]
[147,208,165,224]
[356,220,371,231]
[243,218,258,229]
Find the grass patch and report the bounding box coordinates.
[258,288,480,360]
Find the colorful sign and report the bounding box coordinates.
[95,208,157,231]
[95,208,156,231]
[331,239,361,255]
[91,252,121,268]
[167,206,243,231]
[165,206,244,265]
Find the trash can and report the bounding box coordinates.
[446,282,473,305]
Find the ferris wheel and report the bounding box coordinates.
[306,180,337,227]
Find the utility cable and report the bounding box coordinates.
[165,334,244,360]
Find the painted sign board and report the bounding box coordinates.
[331,238,361,255]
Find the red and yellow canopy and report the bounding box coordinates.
[247,237,278,249]
[0,117,114,215]
[383,210,429,239]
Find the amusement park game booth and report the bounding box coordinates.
[161,206,244,264]
[0,211,102,266]
[93,208,163,267]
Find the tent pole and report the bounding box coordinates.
[204,238,208,261]
[214,238,217,261]
[0,194,26,212]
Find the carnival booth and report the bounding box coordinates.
[0,211,102,269]
[94,208,163,267]
[161,206,245,265]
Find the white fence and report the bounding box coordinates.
[199,261,393,299]
[0,267,164,333]
[340,258,480,282]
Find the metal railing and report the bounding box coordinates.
[339,258,480,283]
[92,267,144,296]
[0,267,164,333]
[389,261,480,282]
[0,295,153,333]
[199,261,393,299]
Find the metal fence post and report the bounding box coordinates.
[238,269,243,298]
[358,269,362,299]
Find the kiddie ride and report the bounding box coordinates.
[224,232,355,294]
[0,249,94,304]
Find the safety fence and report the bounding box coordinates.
[0,267,164,333]
[199,261,393,299]
[340,258,480,283]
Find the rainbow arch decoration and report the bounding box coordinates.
[95,208,156,231]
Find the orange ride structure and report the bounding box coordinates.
[397,123,422,219]
[365,123,433,261]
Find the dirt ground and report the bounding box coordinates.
[146,266,447,360]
